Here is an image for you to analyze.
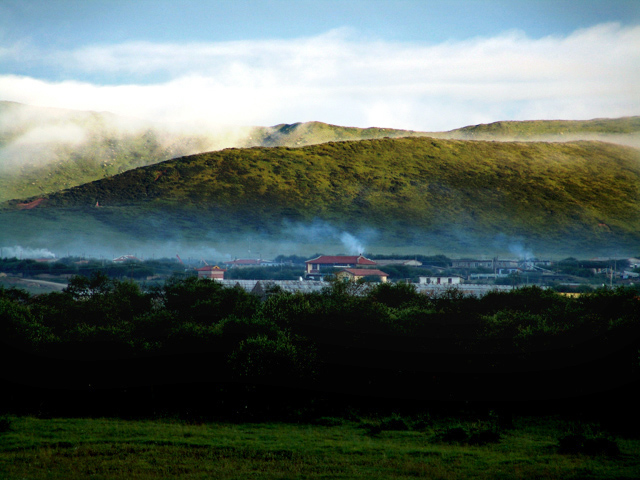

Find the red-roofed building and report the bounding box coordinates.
[195,265,226,280]
[113,255,140,263]
[305,255,377,279]
[336,268,389,283]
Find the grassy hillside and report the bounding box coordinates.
[249,121,428,147]
[0,102,425,202]
[3,101,639,204]
[0,101,262,203]
[446,116,640,146]
[3,136,639,256]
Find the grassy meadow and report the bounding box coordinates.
[1,415,639,479]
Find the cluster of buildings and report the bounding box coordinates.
[110,253,640,288]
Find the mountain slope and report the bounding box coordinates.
[445,116,640,146]
[4,137,639,256]
[0,101,427,202]
[3,101,639,204]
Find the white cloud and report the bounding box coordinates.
[0,23,638,130]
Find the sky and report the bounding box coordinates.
[1,0,639,131]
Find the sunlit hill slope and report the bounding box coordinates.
[3,136,640,255]
[2,101,639,205]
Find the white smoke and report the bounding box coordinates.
[508,242,534,260]
[281,220,371,255]
[1,245,56,259]
[339,232,364,255]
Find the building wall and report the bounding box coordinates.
[419,276,462,284]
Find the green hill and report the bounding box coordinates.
[445,116,640,146]
[0,102,427,202]
[0,101,262,203]
[3,101,639,205]
[3,136,639,256]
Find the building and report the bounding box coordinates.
[305,255,377,279]
[452,259,519,269]
[113,255,140,263]
[336,268,389,283]
[222,259,277,268]
[374,259,423,267]
[195,265,226,280]
[418,275,463,285]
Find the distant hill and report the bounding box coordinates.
[445,116,640,146]
[0,101,425,202]
[3,136,639,257]
[0,101,258,202]
[2,101,639,203]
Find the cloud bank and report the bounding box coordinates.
[1,23,638,131]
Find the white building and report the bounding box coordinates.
[418,275,463,285]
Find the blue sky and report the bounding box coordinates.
[1,0,639,130]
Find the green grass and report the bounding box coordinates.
[0,416,638,479]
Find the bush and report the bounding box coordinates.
[0,416,11,433]
[558,433,620,456]
[440,426,469,443]
[313,417,344,427]
[468,429,501,445]
[380,415,410,431]
[439,424,501,445]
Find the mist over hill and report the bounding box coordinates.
[0,101,428,203]
[2,101,639,205]
[2,136,639,259]
[445,117,640,147]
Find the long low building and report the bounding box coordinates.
[214,279,516,298]
[305,255,377,278]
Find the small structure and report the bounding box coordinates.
[452,259,519,270]
[223,259,271,268]
[113,255,140,263]
[305,255,377,279]
[374,259,423,267]
[336,268,389,283]
[418,275,463,285]
[195,265,226,280]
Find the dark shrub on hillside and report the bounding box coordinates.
[313,417,344,427]
[558,434,620,456]
[0,416,11,433]
[440,426,469,443]
[469,429,501,445]
[361,422,383,436]
[558,433,585,454]
[583,437,620,456]
[380,415,411,431]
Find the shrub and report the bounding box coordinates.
[582,437,620,456]
[440,426,469,443]
[380,415,410,431]
[313,417,344,427]
[0,416,11,433]
[468,429,501,445]
[558,433,620,456]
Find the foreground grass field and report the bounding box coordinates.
[1,416,638,479]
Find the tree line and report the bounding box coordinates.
[1,274,639,421]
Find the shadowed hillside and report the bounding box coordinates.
[3,136,639,256]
